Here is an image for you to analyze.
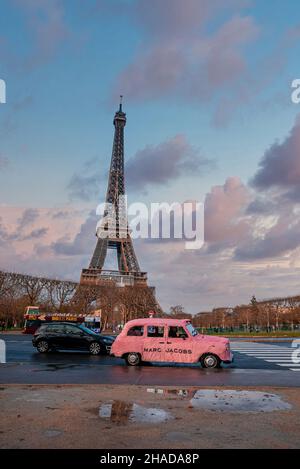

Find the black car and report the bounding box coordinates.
[32,322,115,355]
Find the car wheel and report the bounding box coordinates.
[89,342,101,355]
[125,352,141,366]
[37,340,49,353]
[200,353,220,369]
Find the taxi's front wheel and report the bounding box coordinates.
[200,353,220,369]
[125,352,141,366]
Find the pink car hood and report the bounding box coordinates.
[196,334,229,345]
[195,333,230,350]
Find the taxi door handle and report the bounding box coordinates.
[166,341,172,344]
[159,341,164,344]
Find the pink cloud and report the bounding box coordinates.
[112,2,259,108]
[134,0,220,38]
[126,134,214,190]
[0,206,86,259]
[0,155,9,170]
[116,45,187,100]
[12,0,69,67]
[204,177,251,244]
[252,114,300,195]
[235,211,300,260]
[199,16,259,86]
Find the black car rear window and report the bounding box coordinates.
[44,324,64,333]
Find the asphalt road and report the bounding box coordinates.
[1,333,300,386]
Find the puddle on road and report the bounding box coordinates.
[15,392,45,402]
[147,388,196,398]
[99,400,172,424]
[190,390,292,413]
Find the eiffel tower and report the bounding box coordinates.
[80,98,153,294]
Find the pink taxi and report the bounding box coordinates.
[111,318,233,368]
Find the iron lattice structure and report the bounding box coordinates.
[80,99,149,289]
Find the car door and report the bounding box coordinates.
[64,324,87,350]
[165,325,194,363]
[122,325,145,356]
[142,324,167,362]
[44,323,65,348]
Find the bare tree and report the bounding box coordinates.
[45,279,77,313]
[19,274,47,305]
[71,285,98,315]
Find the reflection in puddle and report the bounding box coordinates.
[147,388,196,398]
[99,400,172,424]
[190,390,292,413]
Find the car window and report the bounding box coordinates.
[168,326,188,338]
[79,325,95,335]
[127,326,144,336]
[44,324,63,334]
[147,325,164,338]
[185,322,198,336]
[65,324,82,335]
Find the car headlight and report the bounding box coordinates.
[102,338,113,344]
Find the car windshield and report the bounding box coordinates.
[78,324,97,335]
[185,322,198,337]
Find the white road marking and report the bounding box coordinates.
[237,352,292,354]
[244,352,292,358]
[4,340,30,343]
[230,342,298,371]
[265,359,297,362]
[277,364,300,367]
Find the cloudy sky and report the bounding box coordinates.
[1,0,300,313]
